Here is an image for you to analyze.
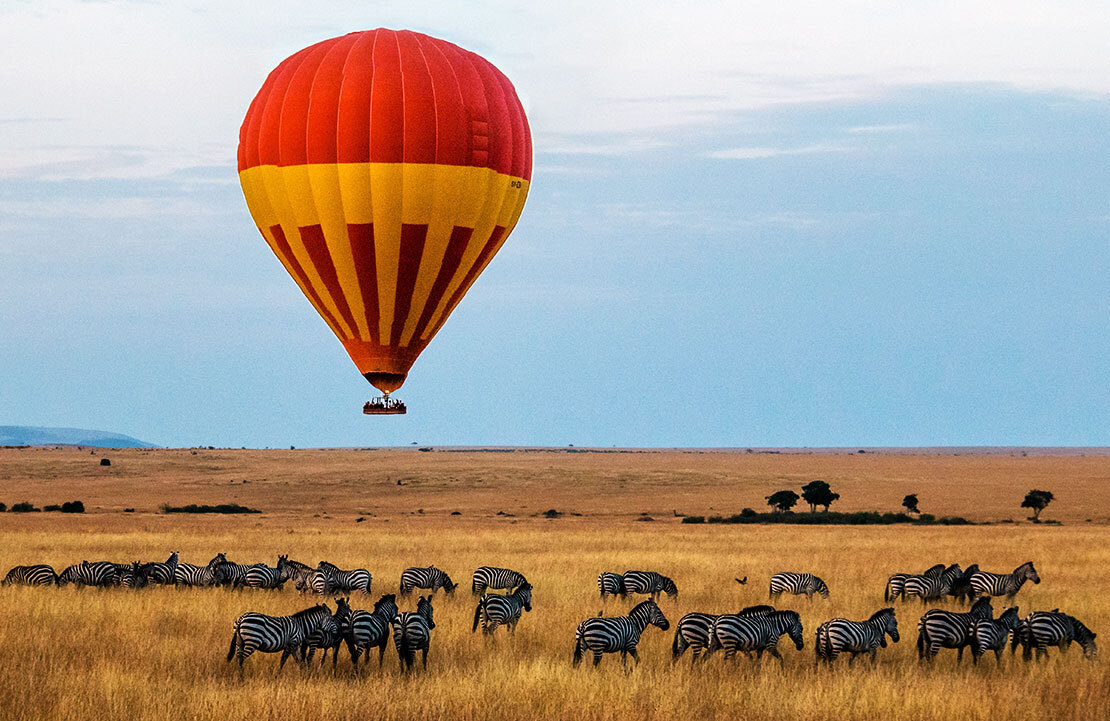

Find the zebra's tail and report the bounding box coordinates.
[671,628,683,660]
[226,627,238,662]
[398,622,412,670]
[916,622,928,660]
[472,599,484,633]
[883,580,892,602]
[572,629,584,666]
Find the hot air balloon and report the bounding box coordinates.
[237,29,532,414]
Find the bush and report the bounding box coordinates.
[740,508,757,517]
[675,510,973,526]
[681,515,705,524]
[62,501,85,513]
[0,502,6,512]
[160,503,261,514]
[9,502,40,513]
[44,504,62,512]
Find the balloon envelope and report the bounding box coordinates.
[238,29,532,393]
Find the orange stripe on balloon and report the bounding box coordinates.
[299,224,360,340]
[391,224,429,346]
[347,223,381,344]
[410,225,473,343]
[268,224,345,337]
[428,225,506,339]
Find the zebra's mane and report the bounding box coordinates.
[922,564,946,578]
[738,604,775,616]
[1015,561,1037,575]
[868,607,895,623]
[1069,616,1096,643]
[290,604,331,619]
[374,594,397,614]
[970,597,993,614]
[629,599,659,616]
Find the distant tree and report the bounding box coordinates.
[1021,490,1054,522]
[0,502,6,512]
[766,490,799,514]
[801,480,840,512]
[902,494,920,515]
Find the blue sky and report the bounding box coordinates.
[1,2,1108,447]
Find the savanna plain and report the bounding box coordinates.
[0,446,1107,721]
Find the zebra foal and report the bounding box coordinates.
[622,570,678,600]
[672,605,775,663]
[969,606,1021,666]
[473,582,533,636]
[226,604,334,674]
[573,599,670,668]
[392,595,436,671]
[472,566,527,595]
[769,572,829,601]
[916,596,994,663]
[343,593,398,668]
[399,566,456,596]
[706,609,804,663]
[816,608,899,666]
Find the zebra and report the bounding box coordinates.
[769,572,829,601]
[1013,611,1097,661]
[597,572,624,600]
[399,566,456,596]
[901,563,961,603]
[622,570,678,600]
[706,609,805,663]
[212,554,252,589]
[949,564,980,604]
[244,556,290,590]
[885,564,945,602]
[175,554,224,587]
[967,561,1039,603]
[281,557,315,591]
[313,561,372,595]
[472,566,527,595]
[58,561,118,587]
[138,552,179,586]
[815,608,899,666]
[472,582,533,635]
[916,596,994,662]
[392,595,436,671]
[970,606,1021,666]
[113,562,144,588]
[226,603,334,673]
[305,596,349,665]
[3,564,58,586]
[343,593,398,669]
[573,599,670,668]
[672,605,775,663]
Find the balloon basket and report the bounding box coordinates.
[363,395,406,415]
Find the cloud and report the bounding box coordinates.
[707,144,853,160]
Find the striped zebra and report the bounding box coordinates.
[472,566,527,595]
[113,562,144,588]
[622,570,678,600]
[885,564,945,602]
[392,595,436,671]
[244,556,290,590]
[769,572,829,601]
[672,605,774,663]
[226,603,334,673]
[916,596,994,662]
[399,566,456,596]
[967,561,1039,603]
[174,554,224,587]
[281,558,315,591]
[58,561,118,587]
[305,597,348,666]
[1013,611,1097,661]
[3,564,58,586]
[815,608,899,666]
[472,582,533,635]
[706,609,805,663]
[902,563,961,603]
[573,599,670,668]
[970,606,1021,666]
[312,561,372,595]
[138,552,179,586]
[343,593,398,668]
[213,554,252,589]
[949,564,980,604]
[597,572,624,600]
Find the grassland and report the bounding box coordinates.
[0,447,1107,721]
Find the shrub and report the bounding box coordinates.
[0,502,6,512]
[160,503,261,514]
[681,515,705,524]
[44,505,62,512]
[740,507,757,517]
[61,501,85,513]
[9,502,40,513]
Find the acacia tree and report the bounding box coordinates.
[1021,489,1054,521]
[766,490,799,514]
[902,494,920,515]
[801,480,840,512]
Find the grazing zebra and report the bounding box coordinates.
[399,566,456,596]
[970,606,1021,666]
[706,610,805,663]
[1014,611,1097,661]
[392,595,436,670]
[305,597,348,665]
[902,564,962,603]
[113,562,144,588]
[967,561,1040,603]
[226,603,334,672]
[138,552,179,586]
[597,572,624,600]
[3,564,58,586]
[472,566,527,595]
[174,554,223,588]
[769,572,829,601]
[244,556,290,590]
[343,593,398,669]
[472,582,533,635]
[573,599,670,668]
[816,608,899,666]
[672,605,774,663]
[885,564,945,602]
[281,558,315,591]
[916,596,994,662]
[213,554,252,589]
[313,561,372,595]
[622,570,678,600]
[58,561,118,587]
[949,564,980,604]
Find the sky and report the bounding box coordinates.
[1,0,1108,448]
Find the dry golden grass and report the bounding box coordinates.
[0,448,1107,721]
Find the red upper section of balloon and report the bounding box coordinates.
[238,29,532,181]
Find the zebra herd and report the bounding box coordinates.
[3,555,1097,674]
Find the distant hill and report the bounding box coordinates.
[0,426,157,448]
